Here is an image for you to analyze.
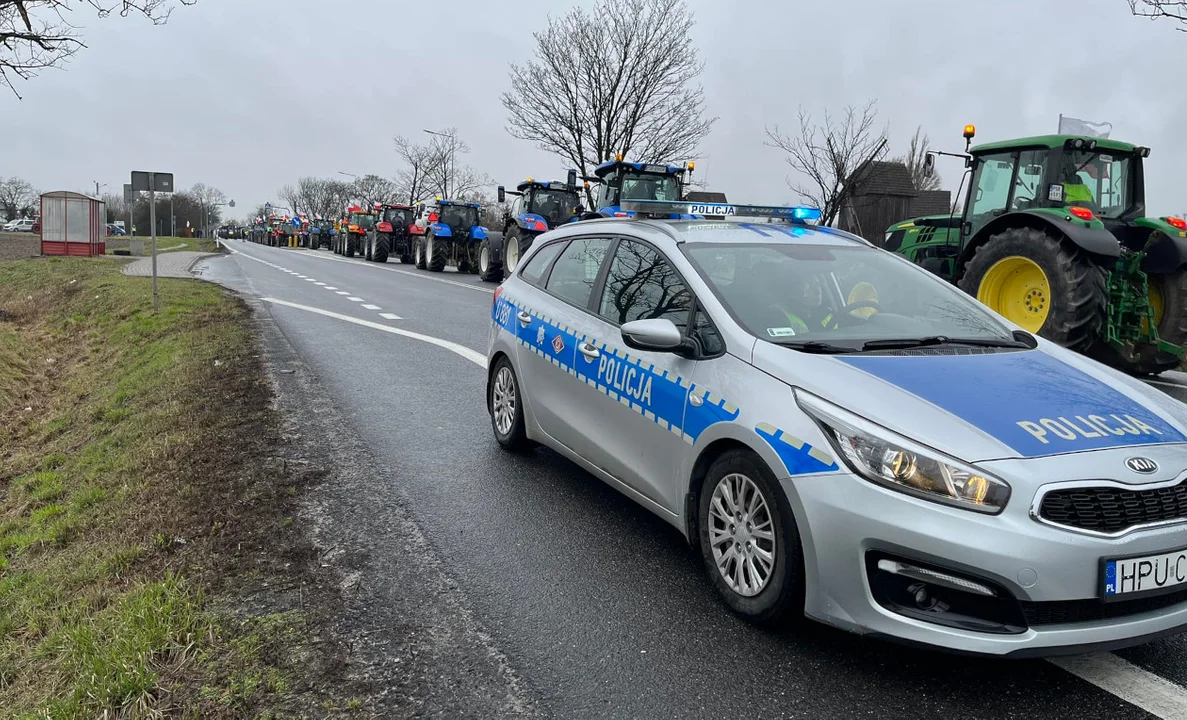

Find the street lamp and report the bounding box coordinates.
[338,171,359,180]
[93,181,108,197]
[202,199,235,238]
[423,128,455,198]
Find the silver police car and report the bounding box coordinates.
[484,199,1187,656]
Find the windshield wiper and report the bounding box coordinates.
[860,335,1031,351]
[774,340,860,354]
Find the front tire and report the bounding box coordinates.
[959,227,1106,352]
[427,231,447,272]
[697,450,803,626]
[478,240,503,283]
[414,238,427,269]
[488,357,528,450]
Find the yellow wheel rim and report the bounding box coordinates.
[977,256,1051,332]
[1149,277,1165,329]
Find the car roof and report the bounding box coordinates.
[541,217,872,250]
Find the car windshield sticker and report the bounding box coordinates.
[767,327,798,338]
[839,351,1186,458]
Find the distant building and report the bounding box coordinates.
[838,161,951,246]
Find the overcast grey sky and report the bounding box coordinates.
[5,0,1187,217]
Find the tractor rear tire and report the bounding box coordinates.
[959,227,1107,353]
[1129,269,1187,374]
[479,239,503,283]
[414,238,427,270]
[373,233,390,264]
[427,232,447,272]
[345,235,356,258]
[365,233,373,261]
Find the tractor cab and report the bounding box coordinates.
[496,173,582,231]
[583,155,695,219]
[376,204,416,233]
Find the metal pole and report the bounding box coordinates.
[171,195,175,237]
[149,174,158,314]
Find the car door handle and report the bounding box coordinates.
[579,342,600,359]
[517,311,532,325]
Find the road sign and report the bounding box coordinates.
[123,183,135,204]
[130,171,174,193]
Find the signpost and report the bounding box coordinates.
[131,171,175,313]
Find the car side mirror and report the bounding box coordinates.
[621,318,696,356]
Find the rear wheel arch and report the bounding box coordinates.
[956,213,1119,283]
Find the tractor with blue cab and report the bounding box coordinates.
[413,198,489,273]
[480,169,582,281]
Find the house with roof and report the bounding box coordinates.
[838,161,952,246]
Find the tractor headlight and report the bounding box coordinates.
[796,391,1010,514]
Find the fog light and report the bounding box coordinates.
[877,559,996,597]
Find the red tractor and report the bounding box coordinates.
[365,203,422,264]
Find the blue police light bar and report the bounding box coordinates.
[620,200,823,223]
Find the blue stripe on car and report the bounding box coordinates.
[839,351,1187,458]
[755,423,838,475]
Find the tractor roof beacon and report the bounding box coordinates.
[582,155,698,220]
[885,125,1187,375]
[486,169,583,282]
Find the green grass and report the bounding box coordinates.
[0,257,311,717]
[103,236,219,255]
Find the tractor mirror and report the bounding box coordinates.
[1025,164,1043,176]
[567,169,578,191]
[923,153,936,178]
[497,186,505,204]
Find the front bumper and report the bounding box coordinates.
[788,470,1187,657]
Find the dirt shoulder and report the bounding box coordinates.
[0,254,538,718]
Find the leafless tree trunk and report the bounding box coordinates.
[764,100,889,227]
[278,184,301,217]
[501,0,715,199]
[1129,0,1187,27]
[394,134,437,205]
[0,0,194,97]
[896,125,943,192]
[349,175,399,209]
[395,128,493,202]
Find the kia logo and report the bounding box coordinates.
[1126,457,1159,474]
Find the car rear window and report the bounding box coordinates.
[519,240,567,287]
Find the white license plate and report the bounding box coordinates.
[1103,548,1187,601]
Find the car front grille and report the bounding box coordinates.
[1021,588,1187,626]
[1038,479,1187,534]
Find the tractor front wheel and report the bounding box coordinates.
[959,227,1106,352]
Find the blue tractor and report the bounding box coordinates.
[413,198,489,274]
[481,170,583,282]
[581,156,697,219]
[309,219,335,250]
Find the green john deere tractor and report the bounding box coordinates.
[885,125,1187,375]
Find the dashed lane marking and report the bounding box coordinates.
[336,291,349,295]
[379,312,402,320]
[347,297,364,302]
[325,286,337,290]
[261,298,482,367]
[1050,654,1187,720]
[315,282,327,286]
[362,304,381,310]
[287,248,495,295]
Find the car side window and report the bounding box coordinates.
[519,240,567,287]
[691,303,725,356]
[543,238,612,308]
[598,239,693,332]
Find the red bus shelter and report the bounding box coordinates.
[40,191,106,257]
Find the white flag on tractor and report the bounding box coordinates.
[1058,115,1113,138]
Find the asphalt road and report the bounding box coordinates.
[199,239,1187,720]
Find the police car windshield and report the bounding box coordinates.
[683,242,1015,348]
[439,205,478,228]
[530,188,579,224]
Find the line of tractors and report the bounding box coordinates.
[232,129,1187,376]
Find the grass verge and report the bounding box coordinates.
[104,237,219,255]
[0,257,350,717]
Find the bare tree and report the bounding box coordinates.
[764,100,890,226]
[393,134,439,204]
[0,176,37,220]
[1129,0,1187,27]
[277,183,301,216]
[190,182,227,229]
[895,125,942,192]
[501,0,715,201]
[349,175,399,209]
[293,176,350,219]
[0,0,194,97]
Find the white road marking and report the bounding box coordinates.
[315,282,326,286]
[362,304,380,310]
[1050,654,1187,720]
[325,286,337,290]
[379,312,402,320]
[261,298,482,367]
[288,248,494,295]
[305,278,318,282]
[347,297,364,302]
[336,291,349,295]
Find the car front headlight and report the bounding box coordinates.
[795,391,1011,514]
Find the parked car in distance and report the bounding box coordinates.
[3,218,35,232]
